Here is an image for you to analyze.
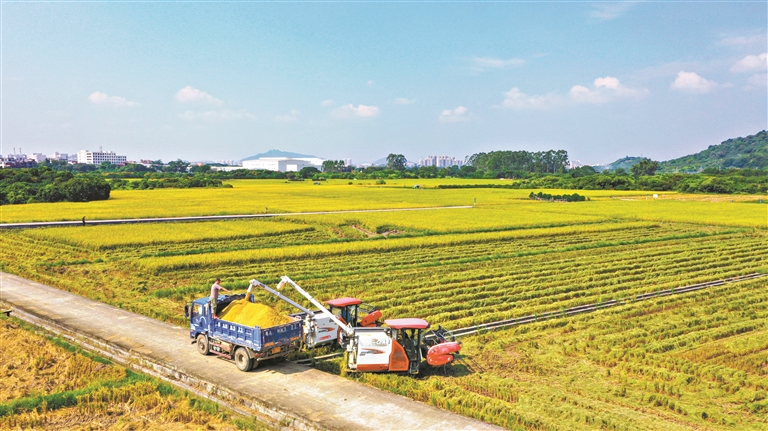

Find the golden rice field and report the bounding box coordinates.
[0,315,270,431]
[1,179,767,430]
[25,218,314,250]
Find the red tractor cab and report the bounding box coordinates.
[326,297,383,328]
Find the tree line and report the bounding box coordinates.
[0,167,110,205]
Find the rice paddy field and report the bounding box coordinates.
[0,314,270,430]
[1,179,767,430]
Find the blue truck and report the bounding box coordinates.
[185,293,302,371]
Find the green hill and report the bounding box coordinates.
[660,130,768,172]
[595,156,645,172]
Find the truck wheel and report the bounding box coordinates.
[234,347,253,372]
[196,334,209,355]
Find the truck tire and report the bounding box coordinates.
[197,334,209,355]
[234,347,253,372]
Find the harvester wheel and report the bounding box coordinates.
[234,347,253,372]
[196,334,209,355]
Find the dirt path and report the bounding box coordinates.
[0,206,473,229]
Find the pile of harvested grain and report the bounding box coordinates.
[219,300,293,328]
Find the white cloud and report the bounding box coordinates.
[471,56,525,72]
[175,86,224,106]
[594,76,620,89]
[88,91,139,107]
[570,76,648,103]
[569,85,605,104]
[275,109,300,123]
[394,97,416,105]
[367,80,375,87]
[589,2,637,21]
[321,99,335,107]
[438,106,469,123]
[179,109,255,121]
[502,87,558,110]
[730,53,768,73]
[332,104,381,119]
[503,77,646,110]
[671,71,717,93]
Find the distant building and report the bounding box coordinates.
[0,157,37,168]
[77,150,127,165]
[30,153,47,162]
[48,152,69,161]
[242,157,324,172]
[342,158,352,167]
[210,166,244,172]
[418,155,464,168]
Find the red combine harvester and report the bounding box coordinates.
[274,276,461,374]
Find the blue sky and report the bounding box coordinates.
[2,2,766,165]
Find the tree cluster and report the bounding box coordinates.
[108,173,231,190]
[467,150,569,176]
[529,191,586,202]
[0,167,110,205]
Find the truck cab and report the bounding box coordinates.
[186,296,216,340]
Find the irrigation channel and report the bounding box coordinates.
[294,273,765,365]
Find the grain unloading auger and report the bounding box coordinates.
[272,276,462,374]
[249,279,383,348]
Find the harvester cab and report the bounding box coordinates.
[325,297,383,328]
[386,318,430,374]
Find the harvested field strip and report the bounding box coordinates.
[159,225,741,281]
[137,222,669,271]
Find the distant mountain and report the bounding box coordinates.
[369,157,388,166]
[241,149,317,161]
[595,156,645,172]
[659,131,768,172]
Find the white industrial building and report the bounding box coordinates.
[77,150,127,165]
[242,157,324,172]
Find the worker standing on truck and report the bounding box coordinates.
[210,278,230,318]
[246,283,255,303]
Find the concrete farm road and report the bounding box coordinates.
[0,272,500,431]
